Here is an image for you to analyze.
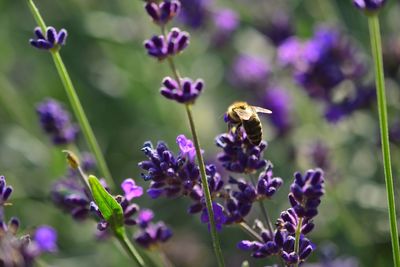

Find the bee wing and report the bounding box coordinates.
[252,106,272,114]
[234,108,253,120]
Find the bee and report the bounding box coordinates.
[225,101,272,145]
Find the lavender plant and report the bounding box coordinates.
[27,0,114,188]
[0,175,57,266]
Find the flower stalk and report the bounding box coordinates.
[27,0,115,188]
[367,14,400,267]
[294,217,303,267]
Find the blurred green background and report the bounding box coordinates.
[1,0,400,266]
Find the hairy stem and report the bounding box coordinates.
[238,222,263,242]
[368,15,400,267]
[27,0,115,188]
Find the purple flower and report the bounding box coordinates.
[257,168,283,198]
[144,27,190,60]
[216,127,267,173]
[176,134,196,161]
[230,55,270,90]
[264,87,292,136]
[200,202,226,231]
[135,222,173,248]
[213,9,238,32]
[34,226,57,252]
[0,175,13,205]
[160,76,204,104]
[145,0,181,25]
[121,178,143,201]
[178,0,211,29]
[36,98,79,145]
[259,12,294,46]
[289,169,325,219]
[138,209,154,228]
[30,26,67,50]
[353,0,386,12]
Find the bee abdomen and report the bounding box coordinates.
[243,117,262,145]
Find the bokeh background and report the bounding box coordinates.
[1,0,400,266]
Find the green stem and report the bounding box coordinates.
[294,217,303,267]
[238,222,263,242]
[117,232,146,267]
[368,15,400,267]
[159,26,224,266]
[185,104,225,267]
[27,0,115,188]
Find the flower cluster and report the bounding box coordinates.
[144,27,190,60]
[238,169,325,265]
[89,179,172,248]
[36,98,79,145]
[216,127,267,174]
[259,12,294,46]
[51,153,98,220]
[263,87,293,136]
[135,209,173,248]
[0,176,57,266]
[143,0,204,104]
[277,27,375,122]
[29,26,67,50]
[160,77,204,104]
[145,0,181,25]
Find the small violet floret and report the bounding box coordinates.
[200,202,226,231]
[145,0,181,25]
[121,178,143,201]
[34,226,58,252]
[30,26,67,50]
[176,134,196,161]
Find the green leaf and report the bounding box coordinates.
[88,175,125,237]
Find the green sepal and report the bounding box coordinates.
[88,175,125,237]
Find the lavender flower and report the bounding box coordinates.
[135,221,173,249]
[211,9,239,46]
[264,87,292,136]
[160,76,204,104]
[257,168,283,198]
[259,12,294,46]
[0,175,13,205]
[353,0,387,12]
[216,127,267,173]
[178,0,211,29]
[177,134,196,161]
[137,209,154,228]
[289,169,325,219]
[30,26,67,50]
[145,0,181,25]
[144,27,190,60]
[34,226,57,252]
[200,202,226,231]
[230,55,270,90]
[36,98,79,145]
[121,178,144,201]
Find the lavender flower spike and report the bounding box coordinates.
[145,0,181,25]
[30,26,68,50]
[36,98,79,145]
[160,76,204,104]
